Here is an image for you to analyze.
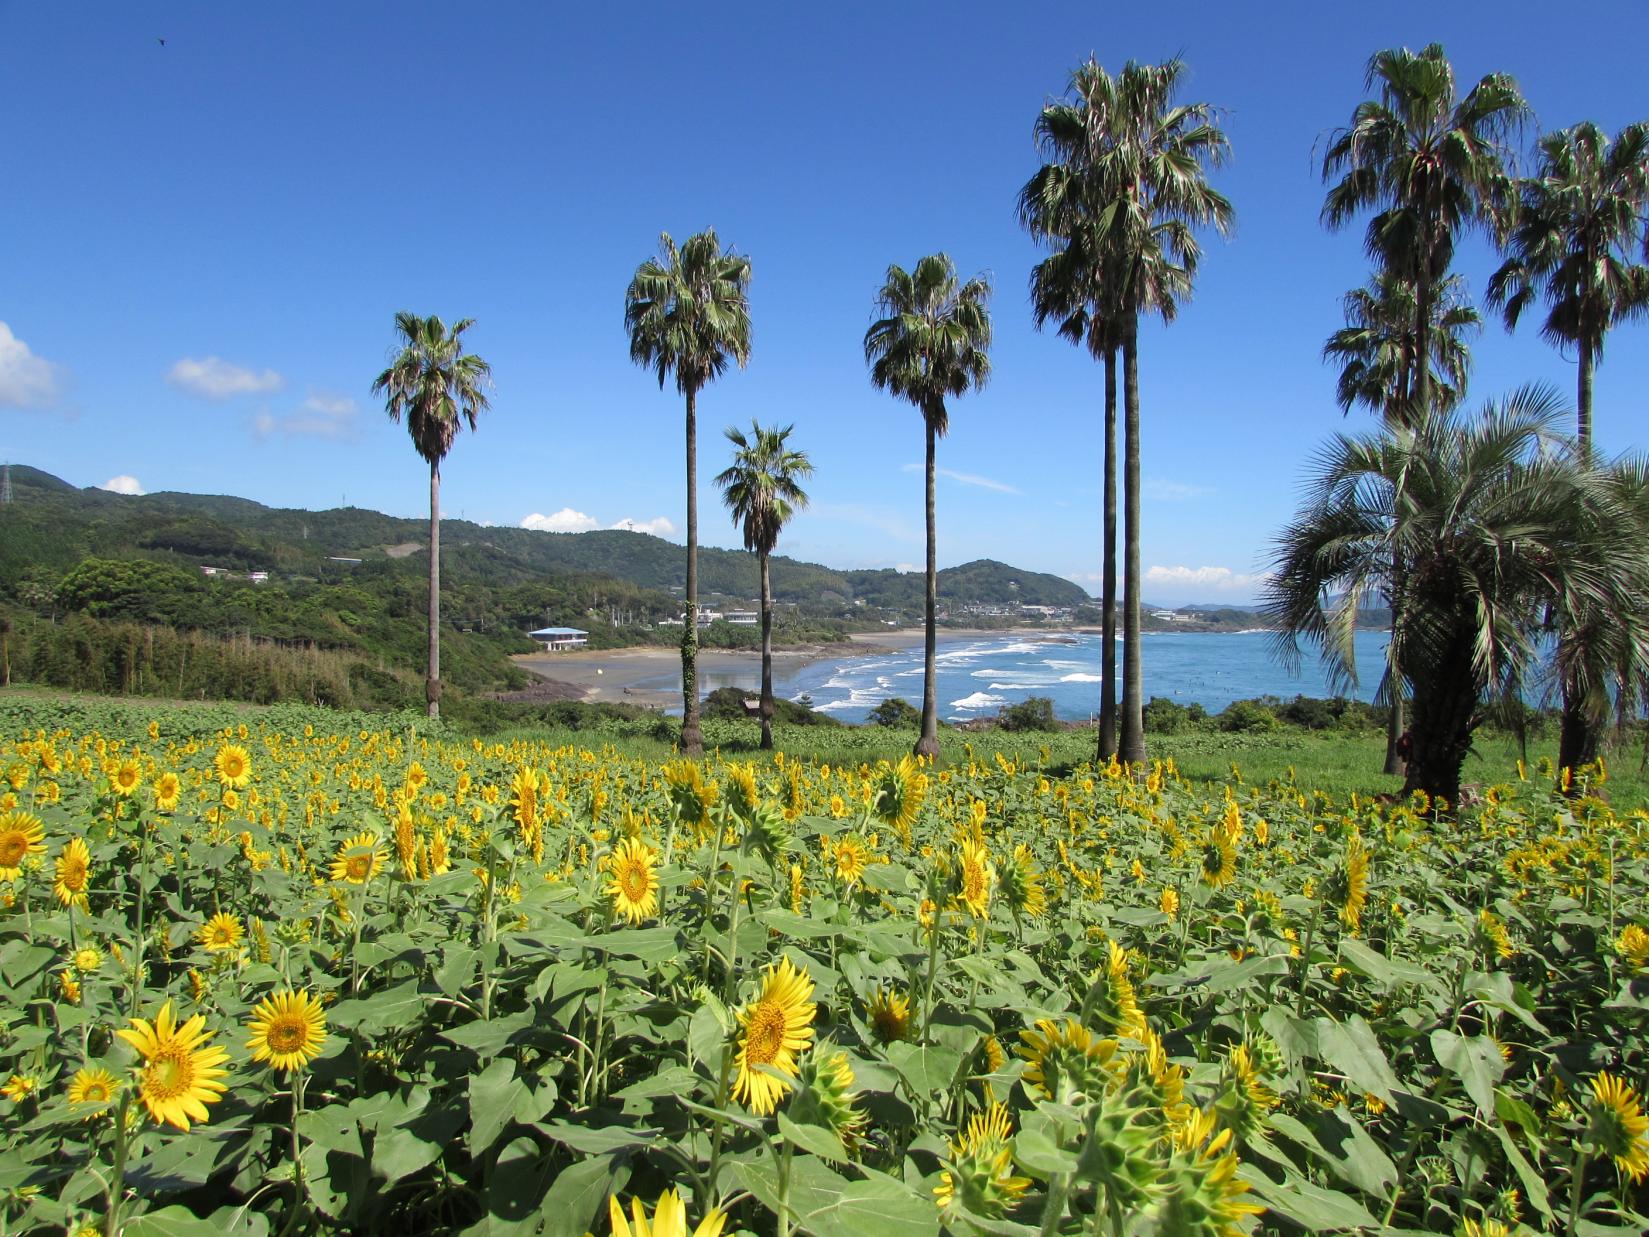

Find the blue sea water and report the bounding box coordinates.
[694,628,1394,724]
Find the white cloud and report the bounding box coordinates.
[521,508,600,533]
[168,356,284,400]
[99,474,144,495]
[895,562,921,573]
[901,463,1019,494]
[1145,565,1266,592]
[1145,478,1213,501]
[611,516,676,537]
[0,322,62,408]
[252,391,358,439]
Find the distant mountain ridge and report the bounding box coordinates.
[0,465,1092,611]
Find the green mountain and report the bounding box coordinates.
[0,466,1089,610]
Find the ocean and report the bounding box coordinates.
[693,628,1394,724]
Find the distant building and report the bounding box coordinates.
[200,565,228,577]
[327,556,362,566]
[529,626,589,651]
[248,571,270,584]
[725,609,758,625]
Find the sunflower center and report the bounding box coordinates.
[83,1080,112,1102]
[345,854,372,880]
[0,833,26,866]
[144,1051,194,1101]
[744,1001,788,1064]
[619,861,649,902]
[267,1017,306,1053]
[61,861,87,891]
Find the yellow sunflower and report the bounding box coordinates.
[53,838,92,909]
[1613,924,1649,969]
[247,989,328,1072]
[72,946,102,973]
[198,912,245,954]
[1200,832,1237,889]
[833,834,870,884]
[2,1074,36,1103]
[957,839,993,918]
[1587,1071,1649,1183]
[871,756,925,836]
[1018,1018,1118,1102]
[606,1189,726,1237]
[732,956,816,1115]
[214,744,252,789]
[65,1066,121,1113]
[1160,887,1180,919]
[934,1102,1031,1218]
[329,831,384,884]
[1334,833,1369,932]
[117,1001,231,1130]
[153,770,182,813]
[606,837,659,924]
[1090,940,1146,1038]
[867,985,912,1044]
[110,758,143,797]
[0,810,46,881]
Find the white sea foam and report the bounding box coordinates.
[987,683,1041,692]
[950,691,1006,710]
[1060,672,1103,683]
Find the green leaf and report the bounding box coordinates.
[1314,1015,1401,1103]
[123,1205,268,1236]
[885,1041,962,1098]
[779,1112,852,1163]
[469,1056,519,1155]
[1430,1029,1505,1118]
[1204,952,1291,993]
[1011,1125,1078,1178]
[540,1155,628,1237]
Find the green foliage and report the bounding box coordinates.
[867,698,920,728]
[996,696,1058,732]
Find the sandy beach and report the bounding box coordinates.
[504,627,1039,709]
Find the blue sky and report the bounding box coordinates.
[3,2,1645,604]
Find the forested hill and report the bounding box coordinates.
[0,466,1090,611]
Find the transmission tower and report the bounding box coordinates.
[0,464,11,505]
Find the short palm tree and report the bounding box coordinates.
[1486,120,1649,779]
[714,422,812,750]
[1322,43,1527,428]
[1323,269,1478,772]
[371,313,492,719]
[625,230,753,758]
[1264,386,1644,805]
[864,254,992,760]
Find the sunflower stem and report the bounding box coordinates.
[775,1135,795,1237]
[921,913,942,1042]
[283,1073,308,1236]
[104,1092,131,1237]
[1294,899,1324,1019]
[1567,1145,1591,1235]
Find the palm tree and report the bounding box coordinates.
[371,313,492,719]
[625,230,753,758]
[1043,59,1231,765]
[1322,270,1479,772]
[1486,121,1649,780]
[714,422,812,750]
[1323,271,1478,425]
[1264,386,1645,805]
[1018,62,1127,760]
[1322,43,1528,432]
[864,254,992,760]
[1487,121,1649,456]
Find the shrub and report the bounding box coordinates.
[1217,698,1280,733]
[868,697,920,728]
[998,696,1058,732]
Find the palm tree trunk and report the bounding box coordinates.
[1403,624,1477,808]
[1119,316,1145,765]
[1099,345,1119,761]
[916,416,940,761]
[1557,338,1598,790]
[1384,358,1412,776]
[1577,336,1594,460]
[759,548,774,751]
[681,386,702,757]
[1413,255,1432,431]
[427,458,441,719]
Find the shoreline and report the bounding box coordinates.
[506,626,1083,709]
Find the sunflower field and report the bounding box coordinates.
[0,709,1647,1237]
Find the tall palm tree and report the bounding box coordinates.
[1018,62,1127,760]
[1044,59,1231,765]
[1487,121,1649,457]
[625,229,753,758]
[1323,270,1479,772]
[864,254,992,760]
[714,422,812,751]
[1265,386,1646,805]
[371,313,492,719]
[1486,121,1649,780]
[1322,43,1527,432]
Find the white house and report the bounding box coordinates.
[725,610,758,625]
[529,626,589,652]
